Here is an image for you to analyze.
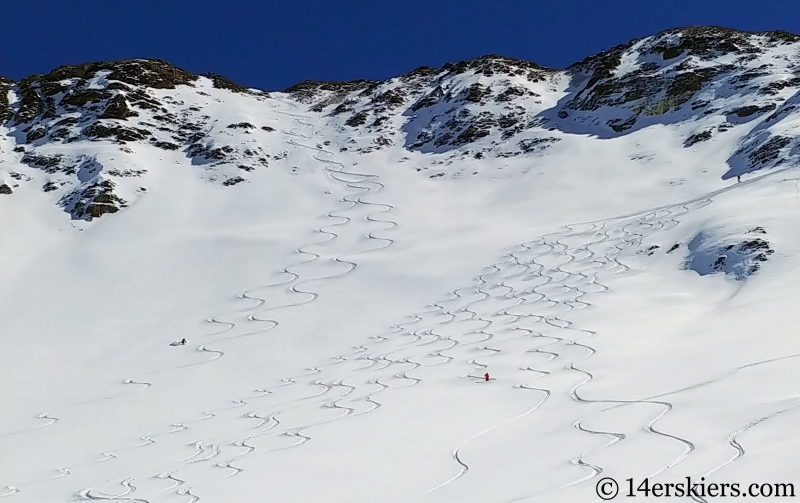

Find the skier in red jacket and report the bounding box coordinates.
[484,372,490,382]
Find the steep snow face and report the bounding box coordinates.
[0,27,799,503]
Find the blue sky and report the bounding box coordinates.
[2,0,797,90]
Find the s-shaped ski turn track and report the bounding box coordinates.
[137,120,398,380]
[1,191,733,501]
[416,200,726,502]
[10,162,795,502]
[6,117,401,502]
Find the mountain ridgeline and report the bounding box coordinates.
[0,26,798,220]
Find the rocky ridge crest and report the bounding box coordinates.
[1,27,798,220]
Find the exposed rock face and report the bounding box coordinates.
[100,94,139,120]
[22,153,67,173]
[200,72,260,94]
[10,70,160,145]
[724,91,800,179]
[0,76,14,123]
[10,59,197,128]
[83,123,151,142]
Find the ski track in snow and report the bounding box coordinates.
[10,165,798,501]
[24,115,400,499]
[198,118,398,352]
[687,405,800,503]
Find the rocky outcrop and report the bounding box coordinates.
[9,59,196,128]
[684,227,776,280]
[724,90,800,179]
[200,72,260,94]
[558,27,800,135]
[59,179,127,220]
[0,76,13,123]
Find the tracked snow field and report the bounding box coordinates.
[3,140,798,501]
[2,33,800,502]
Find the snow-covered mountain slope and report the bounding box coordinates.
[1,26,798,502]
